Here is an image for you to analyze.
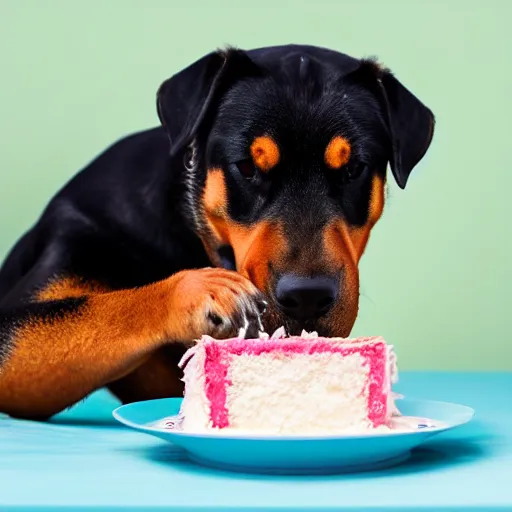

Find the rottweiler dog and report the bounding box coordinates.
[0,44,434,419]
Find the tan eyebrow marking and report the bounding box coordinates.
[325,136,351,169]
[250,136,280,172]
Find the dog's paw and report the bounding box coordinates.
[166,268,267,341]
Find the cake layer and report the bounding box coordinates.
[178,331,398,434]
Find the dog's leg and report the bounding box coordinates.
[0,266,264,419]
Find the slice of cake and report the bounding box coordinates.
[177,329,398,434]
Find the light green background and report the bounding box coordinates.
[0,0,510,370]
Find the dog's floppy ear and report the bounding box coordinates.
[157,48,260,156]
[377,69,435,189]
[348,60,435,189]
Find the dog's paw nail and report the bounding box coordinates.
[208,312,223,326]
[257,299,268,313]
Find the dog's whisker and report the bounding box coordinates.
[257,313,264,333]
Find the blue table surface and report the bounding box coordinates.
[1,372,511,511]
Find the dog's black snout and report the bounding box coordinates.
[275,274,339,321]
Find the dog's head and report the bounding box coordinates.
[157,45,434,337]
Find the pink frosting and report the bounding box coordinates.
[202,335,389,429]
[203,342,231,428]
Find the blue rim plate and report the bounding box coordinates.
[113,398,474,475]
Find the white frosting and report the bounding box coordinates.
[300,329,319,339]
[387,344,399,384]
[385,344,400,417]
[177,329,400,434]
[178,343,211,431]
[256,326,288,340]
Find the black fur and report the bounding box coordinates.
[0,298,87,366]
[0,44,434,384]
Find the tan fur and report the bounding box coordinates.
[325,136,351,169]
[0,268,258,418]
[35,276,107,301]
[250,136,280,172]
[202,169,288,292]
[321,174,386,336]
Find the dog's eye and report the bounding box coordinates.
[346,162,367,181]
[236,159,257,179]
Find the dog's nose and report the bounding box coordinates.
[275,274,339,321]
